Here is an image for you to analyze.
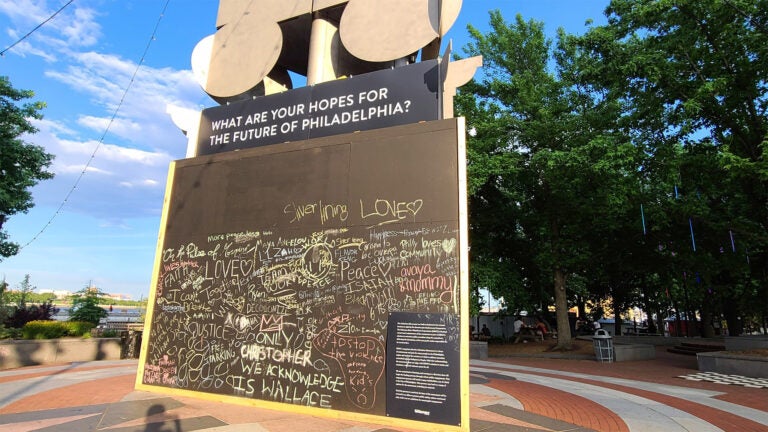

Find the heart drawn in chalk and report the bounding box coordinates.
[442,238,457,255]
[406,199,423,216]
[377,260,392,277]
[242,259,255,275]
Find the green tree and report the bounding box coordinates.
[0,76,54,259]
[578,0,768,334]
[457,11,643,348]
[69,287,108,325]
[2,275,58,328]
[0,278,9,326]
[10,274,36,308]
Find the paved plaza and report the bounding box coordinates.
[1,348,766,431]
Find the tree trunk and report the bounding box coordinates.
[550,217,572,350]
[641,280,657,334]
[553,267,572,349]
[701,297,714,338]
[612,286,623,336]
[723,298,741,336]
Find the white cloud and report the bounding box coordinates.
[56,138,170,167]
[45,59,126,106]
[119,179,160,188]
[76,115,110,132]
[56,138,102,157]
[0,0,50,24]
[1,0,206,225]
[77,115,142,138]
[22,122,175,220]
[97,142,170,166]
[0,0,101,56]
[57,164,111,175]
[31,118,76,136]
[0,1,225,300]
[60,7,101,47]
[45,51,203,152]
[2,32,57,60]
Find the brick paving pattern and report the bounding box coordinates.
[0,349,766,431]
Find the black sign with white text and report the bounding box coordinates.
[196,60,441,156]
[386,312,460,426]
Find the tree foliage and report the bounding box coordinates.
[459,0,768,338]
[578,0,768,334]
[0,76,54,259]
[0,279,9,326]
[1,275,58,329]
[69,287,108,326]
[457,11,644,347]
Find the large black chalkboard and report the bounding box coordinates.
[138,119,467,427]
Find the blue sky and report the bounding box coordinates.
[0,0,608,299]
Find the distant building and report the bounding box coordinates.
[38,288,132,302]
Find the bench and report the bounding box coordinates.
[98,322,132,332]
[513,328,543,343]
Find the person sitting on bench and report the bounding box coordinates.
[513,316,525,335]
[480,324,491,340]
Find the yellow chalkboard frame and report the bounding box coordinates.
[136,118,469,432]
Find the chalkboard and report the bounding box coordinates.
[137,118,468,429]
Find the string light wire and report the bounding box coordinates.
[18,0,173,251]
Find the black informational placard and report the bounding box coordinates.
[195,60,441,156]
[386,312,461,426]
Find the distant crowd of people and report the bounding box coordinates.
[513,315,554,339]
[574,317,601,335]
[472,314,607,341]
